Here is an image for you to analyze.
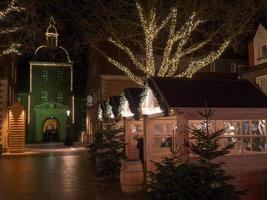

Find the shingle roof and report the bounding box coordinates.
[148,77,267,108]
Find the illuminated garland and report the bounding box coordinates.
[0,43,21,56]
[106,56,144,85]
[104,0,232,85]
[108,38,146,72]
[177,39,231,78]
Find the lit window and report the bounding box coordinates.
[56,70,62,81]
[41,91,48,103]
[189,120,267,154]
[41,70,48,81]
[230,63,236,73]
[261,44,267,58]
[56,92,63,104]
[152,121,176,150]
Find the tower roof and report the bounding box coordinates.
[32,17,72,63]
[46,17,58,35]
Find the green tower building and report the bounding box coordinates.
[21,17,85,143]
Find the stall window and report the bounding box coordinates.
[153,121,175,150]
[189,120,267,154]
[222,120,266,153]
[131,123,143,146]
[261,44,267,58]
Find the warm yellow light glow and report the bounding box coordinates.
[121,100,134,118]
[30,64,32,92]
[103,1,231,84]
[141,87,162,115]
[72,96,75,123]
[27,95,30,124]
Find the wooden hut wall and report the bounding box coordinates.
[143,115,177,172]
[124,118,143,160]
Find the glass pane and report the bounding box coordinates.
[252,137,267,152]
[243,137,252,151]
[154,136,172,148]
[224,121,241,136]
[153,123,164,135]
[251,121,260,135]
[165,123,174,134]
[259,120,266,135]
[242,121,250,135]
[223,137,241,152]
[131,124,143,134]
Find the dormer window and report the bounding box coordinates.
[261,44,267,58]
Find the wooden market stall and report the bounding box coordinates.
[141,77,267,200]
[8,102,26,153]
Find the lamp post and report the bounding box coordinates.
[65,110,73,146]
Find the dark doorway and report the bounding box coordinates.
[43,117,60,142]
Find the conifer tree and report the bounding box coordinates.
[146,109,243,200]
[95,117,125,180]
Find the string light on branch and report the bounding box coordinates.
[106,56,144,85]
[0,0,24,20]
[108,37,146,72]
[1,43,21,56]
[177,39,231,78]
[102,0,233,85]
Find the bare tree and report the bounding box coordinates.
[0,0,24,57]
[92,0,261,85]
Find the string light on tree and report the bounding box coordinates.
[102,0,235,85]
[0,0,24,57]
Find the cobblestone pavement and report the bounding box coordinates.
[0,147,142,200]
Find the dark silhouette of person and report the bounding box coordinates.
[136,137,144,164]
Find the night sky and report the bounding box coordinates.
[15,0,267,93]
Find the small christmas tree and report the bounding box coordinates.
[146,109,243,200]
[95,117,125,180]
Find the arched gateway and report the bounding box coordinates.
[42,117,60,142]
[34,102,69,142]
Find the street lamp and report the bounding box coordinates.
[65,110,73,146]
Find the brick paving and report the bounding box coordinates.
[0,146,142,200]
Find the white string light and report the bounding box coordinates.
[0,0,24,20]
[103,0,232,85]
[0,0,24,57]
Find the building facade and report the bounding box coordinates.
[86,47,139,143]
[19,17,85,143]
[242,24,267,94]
[0,55,17,151]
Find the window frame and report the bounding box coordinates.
[41,70,48,81]
[56,70,62,81]
[189,119,267,154]
[260,43,267,59]
[41,91,48,103]
[56,92,63,104]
